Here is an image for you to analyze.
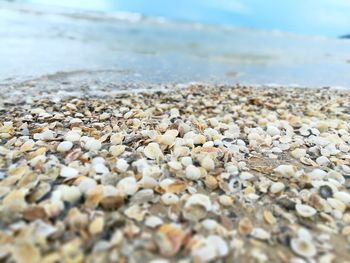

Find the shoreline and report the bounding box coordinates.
[0,84,350,262]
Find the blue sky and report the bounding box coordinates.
[29,0,350,37]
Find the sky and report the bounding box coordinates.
[28,0,350,37]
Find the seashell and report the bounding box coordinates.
[60,166,79,179]
[161,193,179,205]
[12,241,41,263]
[139,175,158,189]
[266,125,280,136]
[327,198,346,212]
[183,194,212,221]
[59,185,81,203]
[290,237,317,258]
[193,134,206,145]
[239,172,254,181]
[308,169,327,180]
[93,163,109,175]
[200,155,215,171]
[181,156,193,166]
[35,129,55,141]
[84,138,102,151]
[144,143,163,160]
[168,161,182,171]
[270,182,285,194]
[206,235,229,257]
[117,177,139,196]
[145,216,163,228]
[78,178,97,194]
[185,165,202,180]
[64,131,81,142]
[89,216,104,235]
[295,204,317,217]
[109,145,126,156]
[124,204,145,221]
[291,148,306,159]
[116,159,129,172]
[263,210,276,225]
[219,195,233,206]
[274,165,295,177]
[238,217,253,235]
[174,146,190,157]
[3,190,27,212]
[316,156,330,166]
[250,228,271,240]
[57,141,73,152]
[155,224,186,257]
[20,139,35,152]
[333,191,350,205]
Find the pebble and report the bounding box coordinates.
[144,143,163,160]
[84,138,102,151]
[60,166,79,179]
[64,131,81,142]
[270,182,285,194]
[291,237,317,258]
[78,178,97,194]
[116,159,129,172]
[161,193,179,205]
[117,177,139,196]
[319,185,333,199]
[291,148,306,159]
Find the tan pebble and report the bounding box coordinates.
[263,210,276,225]
[327,198,346,212]
[60,186,81,203]
[219,195,233,206]
[109,145,125,156]
[89,217,104,235]
[155,224,186,257]
[205,175,218,189]
[193,134,206,145]
[238,217,253,235]
[12,241,41,263]
[110,133,124,145]
[20,139,35,152]
[99,112,110,121]
[168,161,182,171]
[341,226,350,236]
[3,190,27,212]
[144,143,163,160]
[296,204,317,217]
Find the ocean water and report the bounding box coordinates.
[1,1,350,88]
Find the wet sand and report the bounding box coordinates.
[0,84,350,262]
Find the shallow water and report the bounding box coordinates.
[1,2,350,88]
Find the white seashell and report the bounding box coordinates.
[103,185,119,197]
[35,129,55,141]
[57,141,73,152]
[64,131,81,142]
[181,156,193,166]
[109,145,126,156]
[144,143,163,160]
[185,165,201,180]
[161,193,179,205]
[207,235,229,257]
[168,161,182,170]
[316,156,330,166]
[219,195,233,206]
[93,163,109,175]
[250,228,271,240]
[333,191,350,204]
[185,194,212,211]
[145,216,163,228]
[117,177,139,196]
[20,139,35,152]
[200,156,215,171]
[139,176,158,189]
[60,166,79,179]
[308,169,327,180]
[239,172,254,181]
[270,182,285,194]
[296,204,317,217]
[291,148,306,159]
[84,138,102,151]
[274,165,295,177]
[78,178,97,193]
[59,185,81,203]
[327,198,346,212]
[291,237,317,258]
[193,134,206,145]
[266,125,280,136]
[116,159,129,172]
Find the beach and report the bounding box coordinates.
[1,84,350,262]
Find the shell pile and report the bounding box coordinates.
[0,85,350,262]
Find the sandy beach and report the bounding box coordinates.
[0,84,350,262]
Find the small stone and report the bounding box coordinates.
[239,172,254,181]
[78,178,97,194]
[20,140,35,152]
[238,217,253,235]
[296,204,317,217]
[219,195,233,206]
[319,185,333,199]
[117,177,139,196]
[316,156,330,166]
[57,141,73,152]
[144,143,163,160]
[266,125,280,136]
[109,145,126,156]
[327,198,346,212]
[200,156,215,171]
[183,194,212,221]
[145,216,163,228]
[291,148,306,159]
[89,217,104,235]
[263,210,276,225]
[333,191,350,204]
[250,228,271,240]
[274,165,295,177]
[60,186,81,203]
[116,159,129,172]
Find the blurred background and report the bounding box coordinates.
[1,0,350,89]
[24,0,350,37]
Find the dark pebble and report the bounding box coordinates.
[319,185,333,199]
